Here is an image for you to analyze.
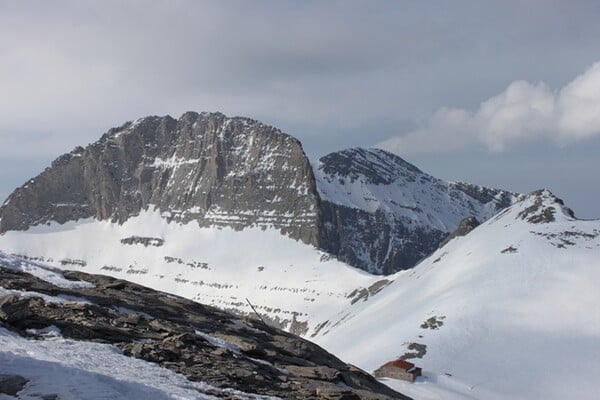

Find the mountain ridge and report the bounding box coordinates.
[0,111,522,275]
[315,147,522,273]
[312,189,600,399]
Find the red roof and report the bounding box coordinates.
[382,360,415,371]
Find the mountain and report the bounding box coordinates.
[0,112,597,399]
[315,148,521,274]
[0,254,407,399]
[0,112,520,275]
[312,189,600,399]
[0,112,321,245]
[0,111,525,335]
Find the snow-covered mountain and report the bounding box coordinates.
[315,148,521,273]
[0,111,598,399]
[0,112,520,275]
[0,112,526,336]
[312,189,600,400]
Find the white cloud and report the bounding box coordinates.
[377,62,600,155]
[557,63,600,141]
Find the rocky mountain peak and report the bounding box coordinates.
[514,189,575,224]
[318,147,423,186]
[0,112,321,245]
[315,147,522,274]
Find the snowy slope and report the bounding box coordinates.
[0,210,378,336]
[0,326,272,400]
[313,189,600,399]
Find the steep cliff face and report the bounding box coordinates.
[0,112,321,245]
[315,148,522,274]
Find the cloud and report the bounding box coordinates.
[377,62,600,155]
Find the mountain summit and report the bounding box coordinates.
[315,147,521,273]
[0,112,320,245]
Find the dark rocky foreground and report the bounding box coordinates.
[0,266,409,399]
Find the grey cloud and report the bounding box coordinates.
[1,1,600,217]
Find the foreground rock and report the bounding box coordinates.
[0,374,28,396]
[0,266,408,399]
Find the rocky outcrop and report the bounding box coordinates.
[0,112,321,245]
[0,266,408,399]
[0,374,28,397]
[438,216,480,248]
[515,189,575,224]
[319,202,447,274]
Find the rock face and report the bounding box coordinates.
[515,189,575,224]
[0,112,521,274]
[0,112,321,245]
[438,216,480,249]
[0,374,28,396]
[315,148,521,274]
[0,265,408,399]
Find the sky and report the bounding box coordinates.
[1,1,599,218]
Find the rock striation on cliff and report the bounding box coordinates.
[0,112,321,245]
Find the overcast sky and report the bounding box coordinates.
[1,1,599,217]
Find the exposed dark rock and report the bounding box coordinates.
[60,258,87,267]
[318,148,422,186]
[0,266,409,399]
[39,394,59,400]
[400,343,427,360]
[120,236,165,247]
[517,189,575,224]
[452,182,515,209]
[501,246,518,254]
[347,279,392,305]
[438,216,480,248]
[319,202,447,274]
[0,374,28,396]
[530,229,599,248]
[420,316,445,330]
